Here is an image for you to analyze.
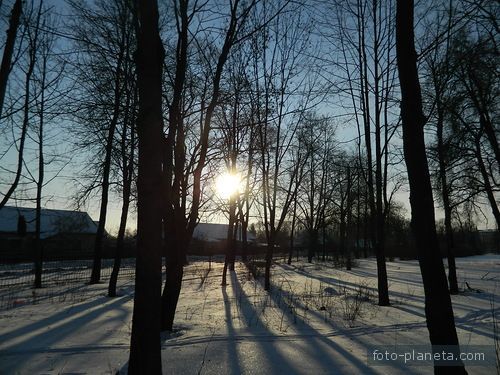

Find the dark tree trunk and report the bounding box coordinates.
[241,219,248,262]
[363,188,369,258]
[90,31,127,284]
[474,134,500,230]
[108,119,134,297]
[34,48,47,289]
[128,0,164,372]
[345,166,353,271]
[0,4,40,211]
[436,109,458,294]
[372,0,389,306]
[160,0,244,331]
[479,115,500,171]
[160,0,189,332]
[355,171,361,259]
[288,195,297,265]
[0,0,22,121]
[264,236,275,291]
[161,237,185,331]
[222,195,236,285]
[108,187,130,297]
[321,226,326,262]
[396,2,467,373]
[307,229,316,263]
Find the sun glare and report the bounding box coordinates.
[216,173,241,199]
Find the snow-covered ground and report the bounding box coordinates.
[0,255,499,374]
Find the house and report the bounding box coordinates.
[0,206,98,262]
[188,223,256,255]
[192,223,256,243]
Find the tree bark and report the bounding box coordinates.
[396,1,467,373]
[128,0,164,372]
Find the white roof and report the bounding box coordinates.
[192,223,256,242]
[0,206,98,239]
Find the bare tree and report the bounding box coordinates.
[31,5,65,288]
[423,1,459,294]
[0,1,42,210]
[109,66,137,297]
[251,1,319,290]
[295,114,336,264]
[128,0,164,372]
[396,1,467,373]
[160,0,260,331]
[324,0,399,306]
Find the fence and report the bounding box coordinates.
[0,258,136,310]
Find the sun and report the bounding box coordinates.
[216,172,241,199]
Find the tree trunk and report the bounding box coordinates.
[90,30,127,284]
[222,195,236,285]
[264,236,275,291]
[373,0,389,306]
[307,229,316,263]
[479,114,500,171]
[241,218,248,262]
[436,108,458,294]
[128,0,164,372]
[474,135,500,230]
[108,186,130,297]
[345,166,353,271]
[0,4,40,211]
[109,81,135,298]
[396,2,467,373]
[108,124,133,297]
[288,196,297,265]
[0,0,22,121]
[34,49,47,289]
[161,238,185,331]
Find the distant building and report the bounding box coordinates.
[187,223,257,255]
[0,206,98,262]
[192,223,256,243]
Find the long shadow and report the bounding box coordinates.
[262,278,427,375]
[346,268,424,289]
[0,294,132,373]
[281,264,427,308]
[231,272,380,374]
[0,295,115,343]
[290,264,498,342]
[221,285,243,375]
[279,262,500,321]
[271,264,500,372]
[227,271,298,374]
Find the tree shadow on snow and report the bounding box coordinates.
[228,270,386,375]
[0,293,133,373]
